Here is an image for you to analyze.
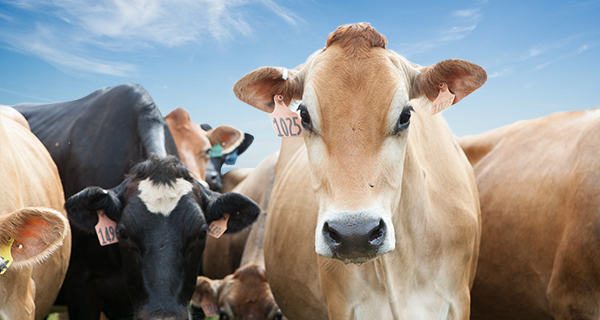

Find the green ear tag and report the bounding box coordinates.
[210,142,223,158]
[0,237,15,274]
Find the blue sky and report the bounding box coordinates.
[1,0,599,169]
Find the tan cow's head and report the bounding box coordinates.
[193,264,282,320]
[234,23,486,264]
[165,108,244,189]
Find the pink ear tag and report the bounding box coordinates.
[431,83,456,115]
[207,213,229,238]
[270,95,303,138]
[95,210,119,246]
[201,295,219,317]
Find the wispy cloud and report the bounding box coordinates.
[488,67,513,78]
[532,43,591,71]
[0,0,300,76]
[395,8,483,56]
[0,87,53,102]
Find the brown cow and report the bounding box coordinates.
[0,106,71,320]
[165,108,245,187]
[458,108,600,320]
[233,23,485,319]
[193,152,283,320]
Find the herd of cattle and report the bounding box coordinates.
[0,23,598,320]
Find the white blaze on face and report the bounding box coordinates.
[138,178,194,216]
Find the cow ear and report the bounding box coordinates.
[0,207,69,269]
[233,67,303,113]
[65,180,127,233]
[207,125,244,154]
[235,133,254,156]
[197,186,260,234]
[411,59,487,105]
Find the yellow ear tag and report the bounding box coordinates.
[431,82,456,115]
[0,237,15,274]
[270,95,303,137]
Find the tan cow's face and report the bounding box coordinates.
[234,23,486,264]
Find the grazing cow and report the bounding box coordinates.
[193,152,282,320]
[458,108,600,320]
[0,106,71,320]
[233,23,486,319]
[14,83,260,320]
[165,108,252,191]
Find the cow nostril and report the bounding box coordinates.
[368,219,385,246]
[323,222,341,245]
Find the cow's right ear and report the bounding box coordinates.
[65,180,127,233]
[233,67,303,113]
[0,207,69,269]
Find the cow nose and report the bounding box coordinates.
[205,171,221,192]
[322,218,386,261]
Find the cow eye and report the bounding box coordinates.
[298,104,312,130]
[117,226,128,240]
[396,106,413,132]
[204,148,212,157]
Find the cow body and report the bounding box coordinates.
[459,108,600,320]
[13,84,260,319]
[0,107,71,320]
[233,23,485,319]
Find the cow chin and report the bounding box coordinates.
[314,207,396,264]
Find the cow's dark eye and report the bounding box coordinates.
[298,104,312,130]
[117,226,128,240]
[396,106,413,132]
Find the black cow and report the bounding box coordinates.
[200,123,254,192]
[14,83,260,320]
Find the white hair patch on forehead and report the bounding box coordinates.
[138,178,194,217]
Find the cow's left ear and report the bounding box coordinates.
[65,180,128,233]
[207,125,244,154]
[196,185,260,234]
[411,59,487,104]
[0,207,69,269]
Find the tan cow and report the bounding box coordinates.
[233,23,486,319]
[0,106,71,320]
[458,108,600,320]
[193,151,283,319]
[165,107,245,186]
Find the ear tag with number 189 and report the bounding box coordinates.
[270,95,303,138]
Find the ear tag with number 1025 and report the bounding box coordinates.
[0,237,15,274]
[96,210,119,246]
[270,95,303,138]
[431,82,455,115]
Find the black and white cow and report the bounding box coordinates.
[14,83,260,319]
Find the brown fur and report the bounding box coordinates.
[165,108,244,182]
[325,23,387,55]
[0,107,71,320]
[459,108,600,320]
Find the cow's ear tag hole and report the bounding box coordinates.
[201,294,219,318]
[210,142,223,158]
[270,95,303,138]
[208,213,229,238]
[95,210,119,246]
[0,237,15,274]
[431,82,455,115]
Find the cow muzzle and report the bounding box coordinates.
[316,209,395,264]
